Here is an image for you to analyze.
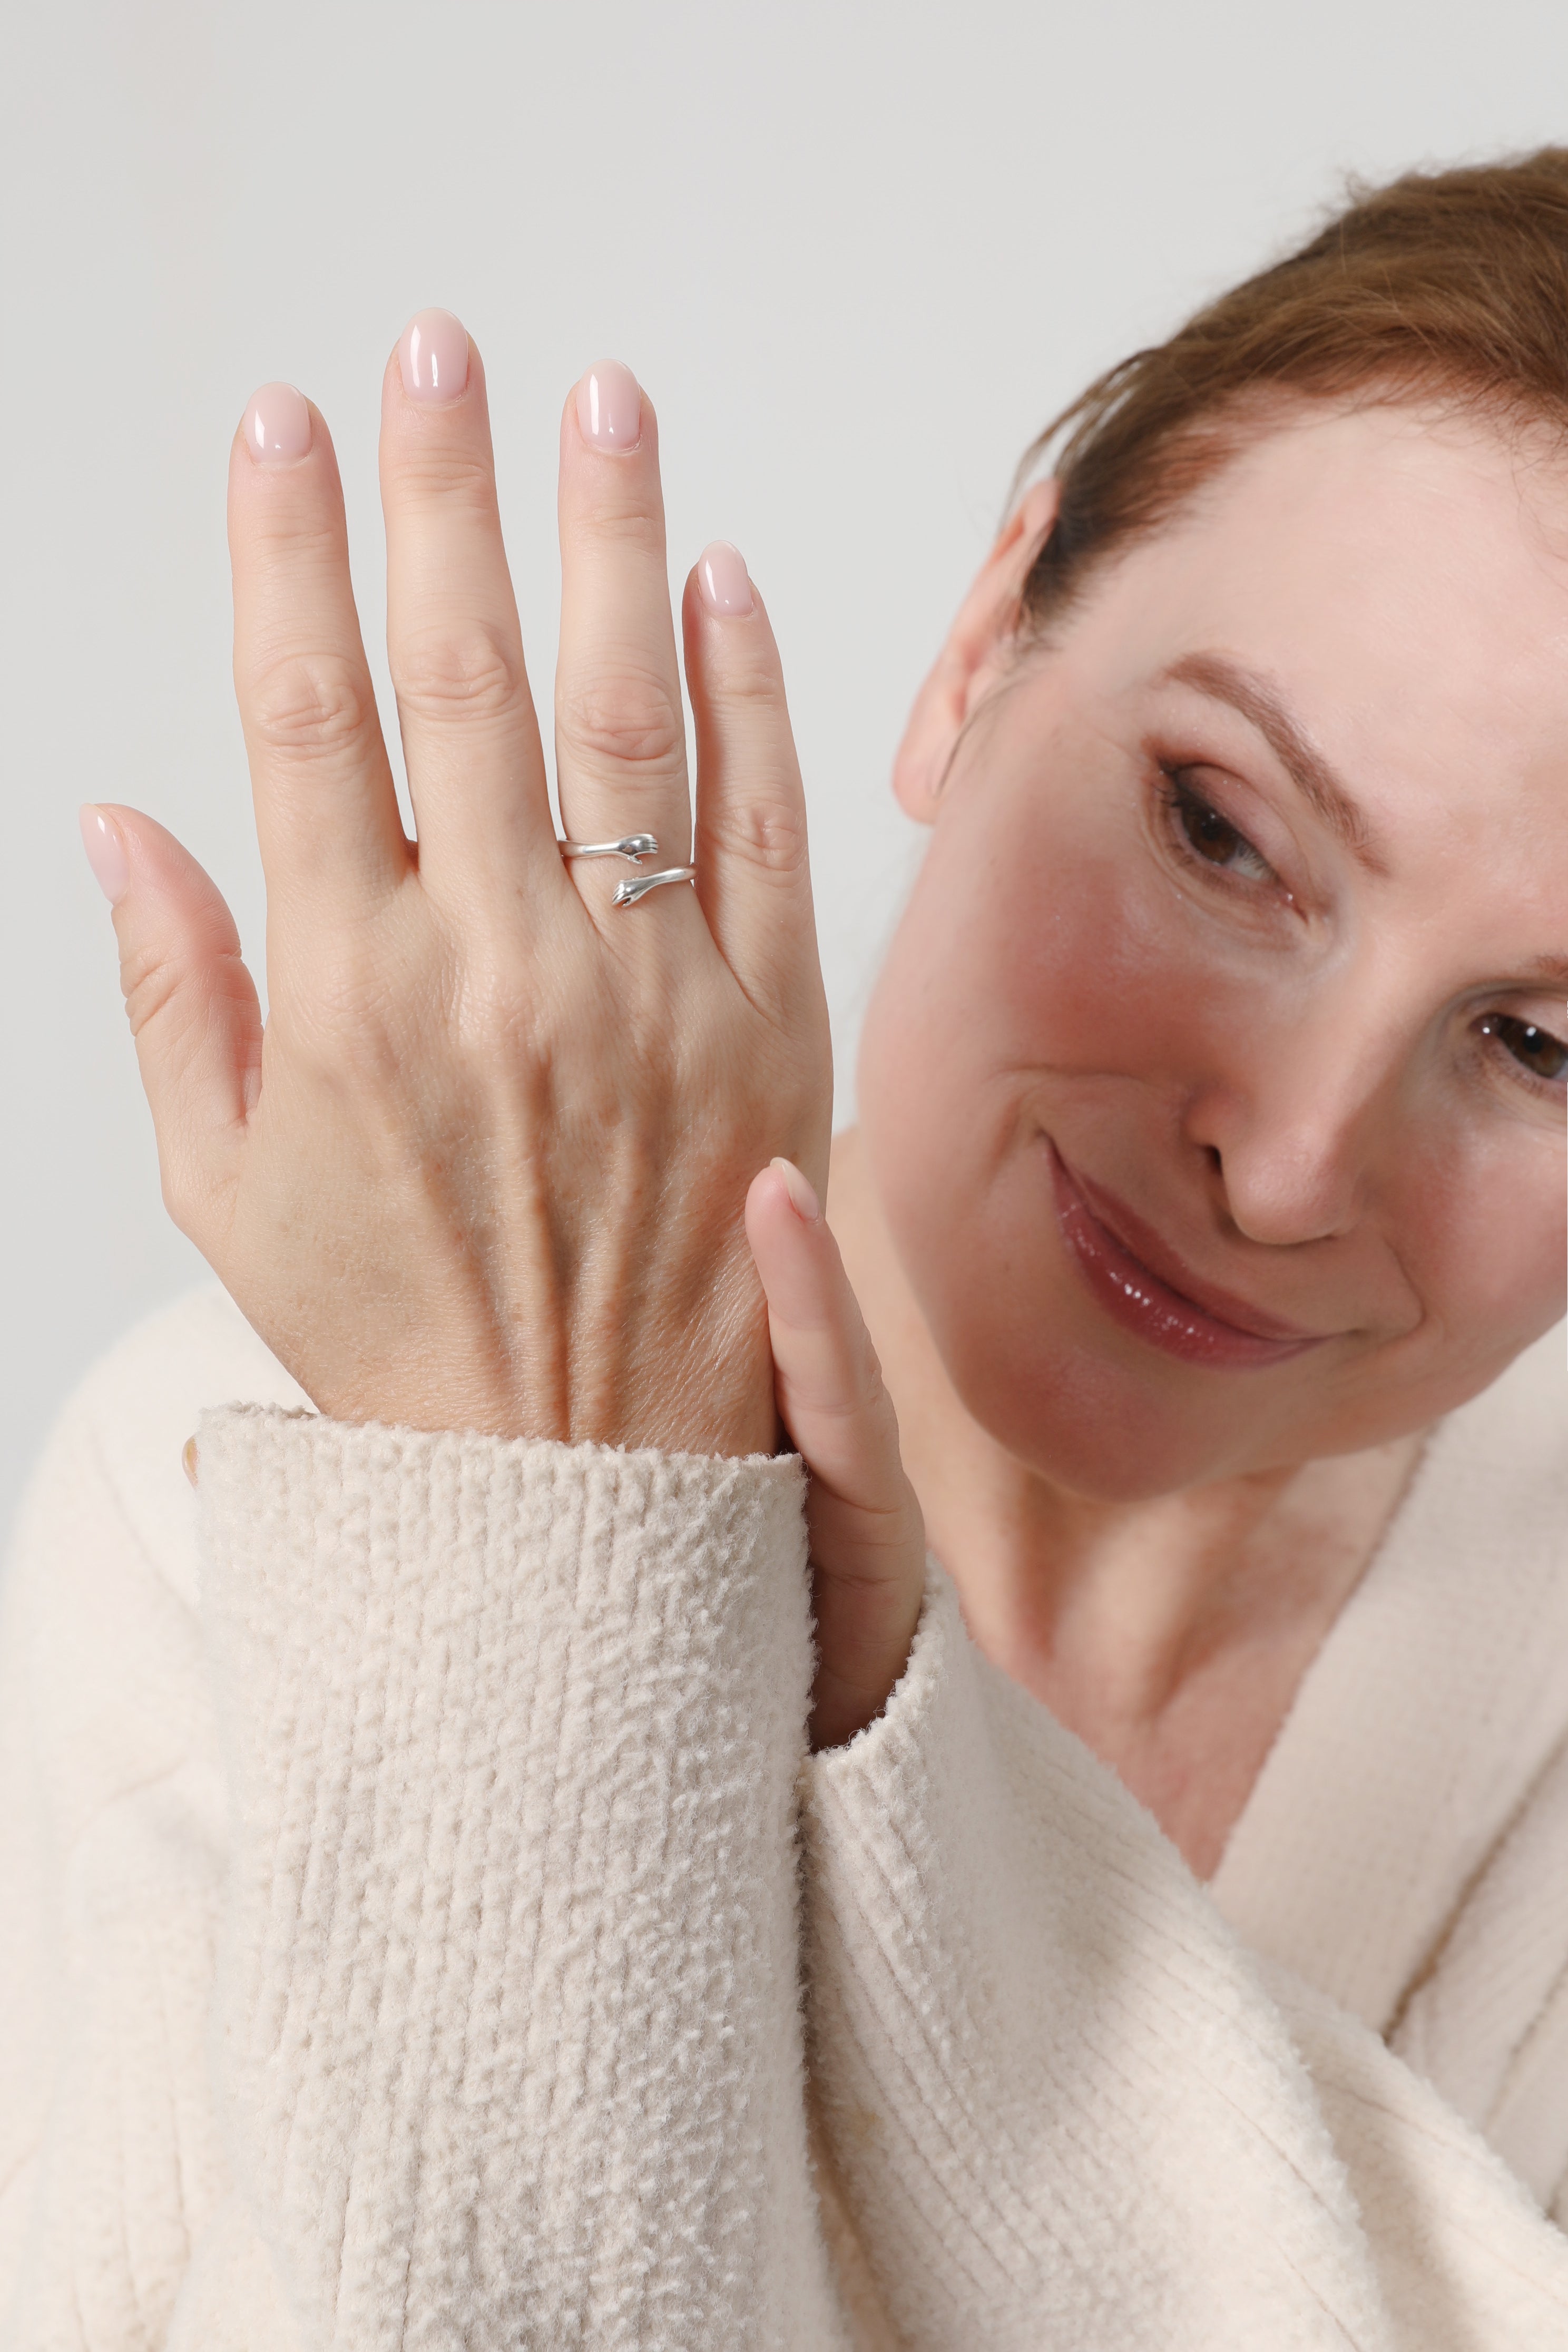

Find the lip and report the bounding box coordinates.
[1046,1139,1331,1370]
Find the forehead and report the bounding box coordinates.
[1066,399,1568,859]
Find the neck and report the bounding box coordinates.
[827,1127,1427,1739]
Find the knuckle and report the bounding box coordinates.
[819,1360,888,1431]
[248,515,344,572]
[307,950,383,1037]
[576,505,665,562]
[282,938,403,1067]
[712,657,788,720]
[389,444,497,512]
[835,1329,894,1424]
[394,620,526,729]
[710,789,810,881]
[859,1354,899,1434]
[246,649,379,767]
[557,665,685,776]
[120,938,184,1042]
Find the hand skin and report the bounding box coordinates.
[746,1159,928,1750]
[85,328,833,1463]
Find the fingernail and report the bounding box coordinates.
[182,1436,199,1488]
[398,307,470,403]
[243,381,312,463]
[771,1157,820,1222]
[698,541,754,617]
[80,806,130,904]
[576,358,642,450]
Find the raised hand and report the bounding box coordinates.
[80,317,831,1459]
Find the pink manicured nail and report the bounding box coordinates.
[770,1157,820,1222]
[80,806,130,904]
[398,307,470,403]
[243,381,312,463]
[698,541,754,617]
[576,358,642,450]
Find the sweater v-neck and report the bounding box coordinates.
[1208,1320,1568,2034]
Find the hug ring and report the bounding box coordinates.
[611,864,697,908]
[558,833,660,864]
[557,834,696,909]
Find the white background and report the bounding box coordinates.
[4,0,1565,1533]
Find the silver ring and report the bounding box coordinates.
[613,864,697,909]
[558,833,660,864]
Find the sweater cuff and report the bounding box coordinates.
[195,1403,840,2349]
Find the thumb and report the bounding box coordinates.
[81,803,260,1246]
[745,1157,927,1750]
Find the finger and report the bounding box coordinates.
[229,383,408,915]
[554,363,698,918]
[745,1159,926,1749]
[380,310,556,902]
[81,803,258,1252]
[746,1159,913,1526]
[682,545,821,1019]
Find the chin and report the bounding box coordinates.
[938,1315,1276,1498]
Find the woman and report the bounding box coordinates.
[3,152,1566,2348]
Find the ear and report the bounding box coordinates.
[892,477,1061,823]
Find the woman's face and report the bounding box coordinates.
[858,403,1568,1498]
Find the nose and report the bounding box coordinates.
[1179,987,1403,1248]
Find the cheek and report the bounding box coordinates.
[863,803,1218,1135]
[984,847,1195,1077]
[857,808,1212,1422]
[1390,1133,1567,1393]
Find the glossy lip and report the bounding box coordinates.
[1045,1138,1331,1370]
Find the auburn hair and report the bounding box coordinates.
[1017,148,1568,631]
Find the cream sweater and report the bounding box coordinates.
[2,1286,1566,2349]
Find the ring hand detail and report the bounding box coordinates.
[557,833,659,863]
[613,865,697,908]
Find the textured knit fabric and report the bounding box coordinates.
[1,1285,1566,2349]
[1207,1321,1568,2213]
[806,1568,1568,2348]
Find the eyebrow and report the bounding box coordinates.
[1157,651,1393,879]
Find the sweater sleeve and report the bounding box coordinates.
[802,1562,1568,2352]
[1,1393,851,2352]
[0,1347,241,2350]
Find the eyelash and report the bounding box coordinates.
[1153,766,1282,896]
[1476,1015,1568,1099]
[1152,765,1568,1101]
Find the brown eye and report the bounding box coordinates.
[1162,772,1273,883]
[1481,1014,1568,1083]
[1180,795,1247,865]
